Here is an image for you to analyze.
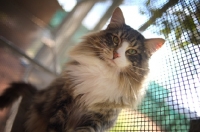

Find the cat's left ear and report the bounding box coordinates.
[109,7,125,25]
[144,38,165,56]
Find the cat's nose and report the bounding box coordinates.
[113,51,120,59]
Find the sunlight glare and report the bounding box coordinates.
[58,0,77,12]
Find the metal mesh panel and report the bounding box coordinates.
[110,0,200,131]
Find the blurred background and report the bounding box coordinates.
[0,0,199,131]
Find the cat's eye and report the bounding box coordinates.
[113,36,119,46]
[127,49,137,55]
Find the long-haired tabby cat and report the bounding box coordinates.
[0,7,165,132]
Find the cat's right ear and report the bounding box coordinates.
[144,38,165,56]
[108,7,125,28]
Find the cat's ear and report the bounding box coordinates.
[110,7,125,25]
[144,38,165,56]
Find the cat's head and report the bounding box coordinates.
[69,7,165,81]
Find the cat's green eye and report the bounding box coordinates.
[127,49,137,55]
[113,36,119,46]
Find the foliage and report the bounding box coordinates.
[139,0,200,50]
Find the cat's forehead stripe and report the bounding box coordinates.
[119,28,144,44]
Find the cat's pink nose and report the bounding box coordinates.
[113,51,120,59]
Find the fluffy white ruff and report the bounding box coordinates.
[66,55,125,106]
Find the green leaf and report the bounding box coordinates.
[175,27,182,40]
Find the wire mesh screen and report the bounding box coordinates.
[109,0,200,131]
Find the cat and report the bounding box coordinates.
[0,7,165,132]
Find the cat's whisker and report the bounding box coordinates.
[82,41,111,53]
[131,66,149,71]
[125,73,138,100]
[97,53,110,59]
[132,77,139,82]
[124,70,140,83]
[127,68,143,76]
[77,46,107,55]
[94,50,111,54]
[125,71,140,82]
[121,72,138,101]
[81,44,102,49]
[90,51,103,54]
[81,45,101,49]
[98,43,111,52]
[101,43,109,49]
[92,50,113,59]
[101,48,111,53]
[81,45,111,54]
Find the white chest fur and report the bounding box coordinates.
[66,61,124,106]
